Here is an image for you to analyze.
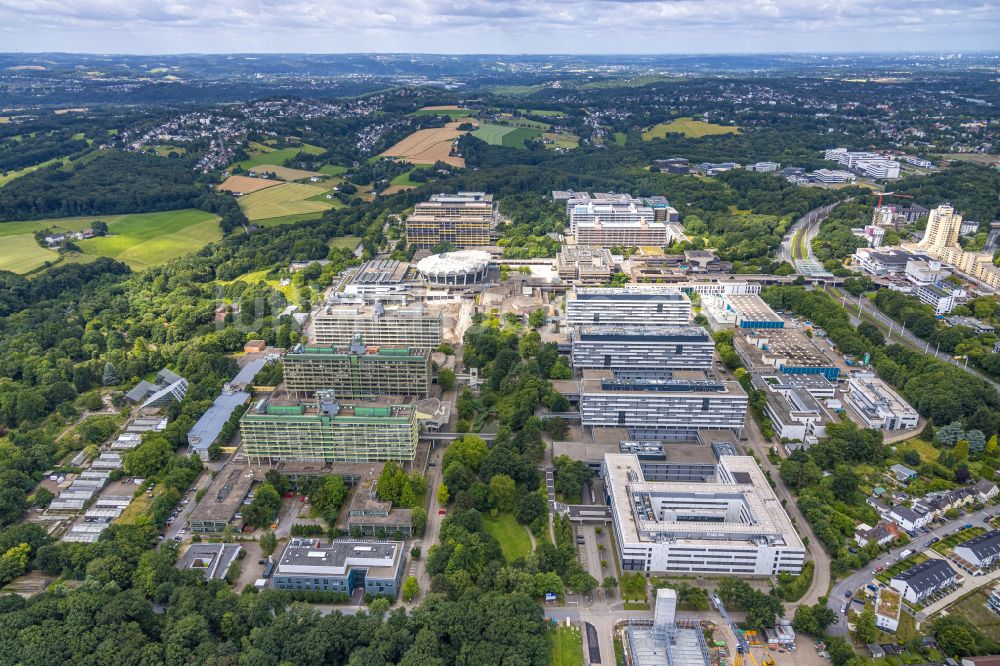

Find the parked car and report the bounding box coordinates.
[438,508,446,515]
[844,590,852,598]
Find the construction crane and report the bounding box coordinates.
[713,594,761,666]
[874,191,913,208]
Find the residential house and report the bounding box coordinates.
[890,559,958,603]
[954,530,1000,569]
[890,464,919,483]
[889,505,930,532]
[975,479,999,503]
[855,523,894,548]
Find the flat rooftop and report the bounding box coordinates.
[582,375,742,397]
[351,259,411,285]
[738,328,836,368]
[727,294,781,322]
[249,392,414,421]
[571,287,689,302]
[188,463,263,524]
[605,453,803,549]
[277,538,402,579]
[576,325,709,342]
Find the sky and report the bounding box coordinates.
[0,0,998,54]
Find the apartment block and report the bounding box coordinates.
[404,192,497,248]
[571,325,713,375]
[579,371,748,440]
[241,396,418,464]
[604,453,805,576]
[284,338,431,399]
[566,286,692,327]
[313,302,443,348]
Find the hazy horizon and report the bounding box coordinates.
[1,0,997,55]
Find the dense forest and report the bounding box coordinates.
[0,151,202,221]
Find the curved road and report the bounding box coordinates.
[779,202,842,267]
[826,505,996,635]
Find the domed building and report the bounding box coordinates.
[416,250,491,286]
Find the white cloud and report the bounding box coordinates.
[0,0,996,52]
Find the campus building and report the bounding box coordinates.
[283,338,431,399]
[556,246,615,284]
[734,328,840,381]
[241,395,418,464]
[273,538,406,598]
[404,192,497,248]
[313,302,443,348]
[579,371,748,440]
[845,373,919,431]
[566,286,692,327]
[752,373,834,445]
[705,293,784,329]
[604,453,805,576]
[574,218,670,248]
[570,325,713,376]
[569,199,654,232]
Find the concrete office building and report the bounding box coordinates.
[566,286,691,327]
[569,200,654,232]
[747,161,780,173]
[571,325,713,375]
[604,453,805,576]
[556,246,615,284]
[845,373,918,430]
[752,374,833,444]
[273,538,406,598]
[284,338,431,399]
[579,371,748,440]
[313,302,443,348]
[241,395,418,464]
[405,192,497,249]
[574,218,670,248]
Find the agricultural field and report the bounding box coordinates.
[76,209,222,270]
[152,145,185,156]
[236,141,325,169]
[329,236,361,250]
[237,182,332,221]
[642,117,741,140]
[217,175,280,194]
[0,234,58,273]
[379,120,474,167]
[411,105,474,119]
[245,164,325,181]
[381,166,430,195]
[498,114,550,130]
[472,123,543,149]
[542,132,580,150]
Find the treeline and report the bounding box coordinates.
[0,150,201,222]
[894,162,1000,225]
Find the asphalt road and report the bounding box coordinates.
[779,202,841,266]
[826,505,996,635]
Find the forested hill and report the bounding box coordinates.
[0,150,201,222]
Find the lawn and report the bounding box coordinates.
[543,133,579,150]
[411,106,474,119]
[549,626,583,666]
[319,164,348,176]
[382,166,430,194]
[950,590,1000,643]
[933,527,986,554]
[613,132,627,146]
[642,117,740,140]
[236,142,325,169]
[0,234,58,273]
[237,182,332,221]
[0,156,69,187]
[499,115,550,130]
[519,109,566,117]
[246,164,325,181]
[896,438,939,463]
[329,236,361,250]
[483,512,533,562]
[876,553,928,583]
[221,269,297,300]
[77,210,222,270]
[251,212,326,228]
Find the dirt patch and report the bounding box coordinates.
[218,175,281,194]
[381,184,416,195]
[379,120,477,168]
